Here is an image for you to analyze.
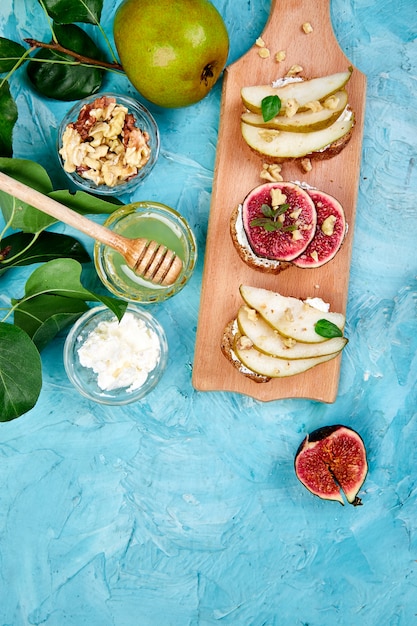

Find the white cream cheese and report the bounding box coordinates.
[303,297,330,312]
[77,312,160,393]
[235,204,282,269]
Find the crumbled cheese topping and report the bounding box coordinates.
[77,312,160,393]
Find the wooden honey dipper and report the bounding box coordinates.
[0,171,183,286]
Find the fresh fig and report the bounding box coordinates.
[292,189,347,268]
[294,425,368,505]
[241,182,317,262]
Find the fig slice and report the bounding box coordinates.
[295,425,368,506]
[241,182,317,262]
[292,189,347,268]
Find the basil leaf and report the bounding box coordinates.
[261,95,281,122]
[315,319,343,338]
[40,0,103,25]
[0,83,18,157]
[26,23,104,101]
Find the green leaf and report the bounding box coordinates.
[0,232,90,275]
[0,157,54,192]
[0,83,18,157]
[13,293,89,351]
[49,189,122,215]
[22,258,127,320]
[0,322,42,422]
[27,23,104,101]
[315,319,343,338]
[0,37,27,72]
[0,189,57,233]
[40,0,104,24]
[0,158,56,230]
[261,95,281,122]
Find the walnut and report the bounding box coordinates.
[300,157,312,173]
[236,335,253,350]
[286,64,303,76]
[285,98,300,118]
[258,47,270,59]
[270,187,287,207]
[324,95,340,110]
[259,129,279,143]
[275,50,286,62]
[321,214,337,235]
[260,163,283,182]
[305,100,323,113]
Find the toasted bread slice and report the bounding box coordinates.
[220,319,271,383]
[230,204,292,274]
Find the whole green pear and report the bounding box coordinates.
[113,0,229,108]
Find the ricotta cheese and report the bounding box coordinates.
[77,312,160,393]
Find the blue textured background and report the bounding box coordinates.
[1,0,417,624]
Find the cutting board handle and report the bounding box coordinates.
[232,0,352,77]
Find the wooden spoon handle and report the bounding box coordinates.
[0,171,131,255]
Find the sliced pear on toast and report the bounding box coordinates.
[239,285,345,343]
[234,335,340,378]
[241,69,353,114]
[241,90,348,132]
[237,305,348,358]
[241,114,354,161]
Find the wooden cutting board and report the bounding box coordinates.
[192,0,366,402]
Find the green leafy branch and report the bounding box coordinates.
[0,157,127,422]
[0,0,126,157]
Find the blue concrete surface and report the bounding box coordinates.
[0,0,416,624]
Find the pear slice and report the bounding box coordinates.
[241,69,353,114]
[237,305,348,358]
[241,90,348,132]
[234,335,340,378]
[241,114,354,160]
[239,285,345,343]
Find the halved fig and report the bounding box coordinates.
[292,189,347,268]
[241,182,317,262]
[295,425,368,505]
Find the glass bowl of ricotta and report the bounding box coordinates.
[63,304,168,404]
[57,92,160,195]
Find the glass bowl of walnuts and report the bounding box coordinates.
[57,92,160,196]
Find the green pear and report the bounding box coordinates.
[113,0,229,108]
